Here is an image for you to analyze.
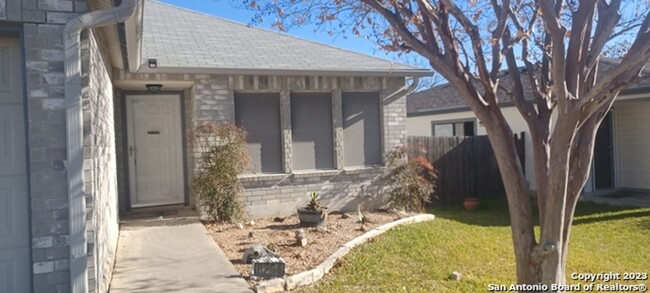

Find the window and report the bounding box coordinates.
[342,92,382,167]
[291,93,334,170]
[432,120,475,137]
[234,93,283,173]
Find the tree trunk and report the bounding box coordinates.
[482,113,540,285]
[482,106,608,292]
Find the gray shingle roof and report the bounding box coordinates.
[140,0,431,76]
[408,60,650,116]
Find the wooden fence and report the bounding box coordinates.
[407,133,525,204]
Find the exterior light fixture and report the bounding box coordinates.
[145,84,163,93]
[148,58,158,68]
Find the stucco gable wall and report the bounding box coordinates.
[614,102,650,190]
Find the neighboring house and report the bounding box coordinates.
[0,0,429,292]
[406,66,650,195]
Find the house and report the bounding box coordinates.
[0,0,430,292]
[406,66,650,195]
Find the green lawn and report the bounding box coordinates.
[297,200,650,292]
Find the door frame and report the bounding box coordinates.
[120,91,189,211]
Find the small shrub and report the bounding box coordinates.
[190,122,249,222]
[305,192,326,212]
[385,146,438,212]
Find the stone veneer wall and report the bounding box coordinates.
[3,1,120,291]
[5,1,88,292]
[81,29,119,293]
[115,71,408,218]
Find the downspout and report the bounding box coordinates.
[383,76,420,101]
[405,76,420,95]
[64,0,138,292]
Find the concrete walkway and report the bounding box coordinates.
[109,217,251,293]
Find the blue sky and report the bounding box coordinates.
[159,0,399,61]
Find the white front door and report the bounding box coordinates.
[126,95,185,207]
[0,37,30,293]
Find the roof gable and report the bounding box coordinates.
[139,0,430,76]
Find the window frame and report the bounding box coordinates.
[431,118,477,137]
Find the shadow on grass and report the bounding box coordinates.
[638,217,650,230]
[427,199,513,227]
[428,199,650,227]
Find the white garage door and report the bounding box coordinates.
[0,36,30,293]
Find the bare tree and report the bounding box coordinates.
[398,53,445,91]
[238,0,650,288]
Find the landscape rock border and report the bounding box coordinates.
[254,214,436,293]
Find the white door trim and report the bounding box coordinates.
[125,94,185,208]
[0,35,30,293]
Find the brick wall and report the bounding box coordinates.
[81,29,119,293]
[115,72,408,218]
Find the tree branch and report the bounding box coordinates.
[580,12,650,119]
[565,0,597,96]
[439,0,494,91]
[490,0,510,80]
[538,0,570,108]
[585,0,622,77]
[359,0,443,68]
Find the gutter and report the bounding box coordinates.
[135,66,435,77]
[64,0,138,292]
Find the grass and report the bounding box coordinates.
[297,200,650,292]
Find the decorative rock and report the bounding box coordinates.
[316,226,328,233]
[254,278,285,293]
[294,229,305,240]
[286,268,323,291]
[237,223,244,229]
[242,244,276,264]
[248,231,254,238]
[273,217,285,222]
[449,271,462,281]
[249,220,256,226]
[340,213,350,219]
[295,229,307,247]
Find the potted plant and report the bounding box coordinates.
[463,197,481,211]
[297,192,327,227]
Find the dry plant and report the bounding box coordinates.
[190,122,250,222]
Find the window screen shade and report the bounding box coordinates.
[342,92,382,167]
[291,93,334,170]
[234,93,283,173]
[432,121,475,137]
